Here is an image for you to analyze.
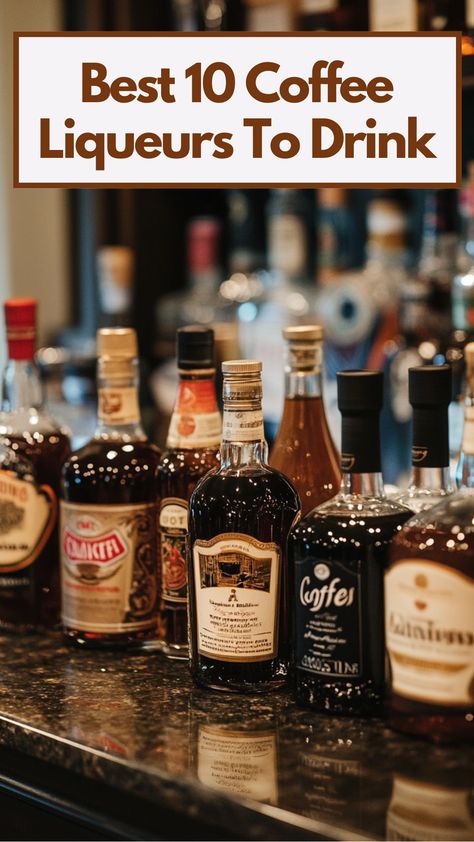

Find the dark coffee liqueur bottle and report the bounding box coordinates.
[290,371,412,715]
[270,325,340,516]
[394,365,454,513]
[0,298,71,629]
[188,360,300,692]
[61,328,161,648]
[158,326,221,659]
[386,489,474,743]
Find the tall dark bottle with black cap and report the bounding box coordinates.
[394,365,454,514]
[158,326,221,659]
[290,370,412,715]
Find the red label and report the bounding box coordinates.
[175,380,218,415]
[63,530,127,565]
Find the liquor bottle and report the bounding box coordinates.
[290,370,412,715]
[269,325,340,516]
[60,328,161,648]
[298,0,368,30]
[244,0,295,31]
[418,190,458,349]
[0,298,71,628]
[97,245,134,328]
[456,407,474,488]
[394,365,454,513]
[158,326,221,659]
[386,489,474,743]
[370,0,420,30]
[188,360,300,692]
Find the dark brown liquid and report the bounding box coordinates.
[61,438,161,648]
[270,397,340,516]
[188,467,300,693]
[389,519,474,744]
[291,508,411,716]
[0,430,71,630]
[158,447,220,654]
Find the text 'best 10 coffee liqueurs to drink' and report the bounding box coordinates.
[188,360,300,693]
[60,328,161,648]
[0,299,71,630]
[290,370,412,716]
[158,326,221,659]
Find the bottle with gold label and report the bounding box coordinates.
[0,298,71,629]
[60,328,161,648]
[158,326,221,659]
[386,488,474,743]
[188,360,300,692]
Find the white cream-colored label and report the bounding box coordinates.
[61,501,158,633]
[387,776,474,842]
[197,726,277,803]
[222,410,265,443]
[193,533,280,662]
[167,411,221,449]
[98,386,139,425]
[385,560,474,707]
[0,471,56,571]
[370,0,417,31]
[268,215,306,277]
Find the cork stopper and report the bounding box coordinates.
[222,360,262,375]
[97,328,138,360]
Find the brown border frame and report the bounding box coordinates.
[13,31,462,189]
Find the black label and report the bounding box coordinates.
[295,557,362,678]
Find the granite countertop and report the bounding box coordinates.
[0,634,472,841]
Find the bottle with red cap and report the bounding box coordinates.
[0,298,71,629]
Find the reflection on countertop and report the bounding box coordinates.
[0,634,472,841]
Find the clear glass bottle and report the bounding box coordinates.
[188,360,300,693]
[269,325,340,516]
[386,488,474,743]
[456,405,474,488]
[0,298,71,628]
[395,364,454,513]
[60,328,161,648]
[290,370,412,716]
[158,326,221,659]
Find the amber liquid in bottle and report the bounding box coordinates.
[0,299,71,630]
[387,491,474,744]
[61,329,160,648]
[270,326,339,516]
[189,360,300,693]
[159,327,221,659]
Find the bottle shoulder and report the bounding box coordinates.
[0,407,66,437]
[63,438,160,473]
[190,463,300,508]
[159,447,220,473]
[394,487,454,515]
[293,494,412,539]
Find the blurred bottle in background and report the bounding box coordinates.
[297,0,368,30]
[97,246,135,328]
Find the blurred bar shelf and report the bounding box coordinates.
[0,634,471,841]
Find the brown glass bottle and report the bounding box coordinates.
[270,326,340,516]
[189,361,300,693]
[158,327,221,659]
[387,490,474,743]
[61,328,160,648]
[0,298,71,630]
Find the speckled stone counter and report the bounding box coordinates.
[0,634,472,841]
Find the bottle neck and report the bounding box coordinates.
[167,369,221,450]
[284,340,323,399]
[2,359,43,412]
[220,440,268,469]
[96,357,145,440]
[221,373,267,468]
[410,466,453,493]
[340,412,381,475]
[340,471,385,498]
[411,405,450,469]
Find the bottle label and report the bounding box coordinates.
[160,497,188,604]
[268,214,306,277]
[295,558,362,678]
[98,386,140,425]
[60,501,158,633]
[370,0,417,31]
[222,410,264,443]
[192,533,280,662]
[0,471,56,572]
[385,559,474,707]
[167,380,221,449]
[197,725,277,802]
[387,776,474,842]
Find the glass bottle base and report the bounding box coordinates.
[296,673,385,717]
[159,641,189,660]
[63,626,159,650]
[192,674,287,694]
[389,695,474,744]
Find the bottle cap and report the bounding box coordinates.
[177,326,214,370]
[283,325,323,342]
[4,298,37,360]
[222,360,262,375]
[409,364,452,407]
[97,327,138,359]
[337,370,384,414]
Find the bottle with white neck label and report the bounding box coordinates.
[60,328,161,648]
[395,364,454,513]
[188,360,300,692]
